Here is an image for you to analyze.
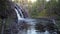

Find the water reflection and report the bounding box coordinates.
[18,18,58,34]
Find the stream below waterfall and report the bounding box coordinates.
[17,18,58,34]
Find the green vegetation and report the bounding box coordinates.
[29,0,59,18]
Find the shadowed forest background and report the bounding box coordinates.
[0,0,60,34]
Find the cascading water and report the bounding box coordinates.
[15,5,24,20]
[15,8,24,20]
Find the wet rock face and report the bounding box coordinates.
[34,21,58,34]
[58,31,60,34]
[46,23,58,34]
[35,23,46,32]
[46,23,56,31]
[18,21,30,30]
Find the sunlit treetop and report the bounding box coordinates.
[12,0,14,1]
[28,0,37,3]
[46,0,50,2]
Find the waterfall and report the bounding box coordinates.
[14,6,25,21]
[15,9,22,20]
[15,5,24,18]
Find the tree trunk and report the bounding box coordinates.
[1,19,6,34]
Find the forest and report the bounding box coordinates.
[0,0,60,34]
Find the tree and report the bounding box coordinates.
[0,0,10,34]
[30,0,46,18]
[45,0,58,18]
[0,0,18,34]
[56,0,60,16]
